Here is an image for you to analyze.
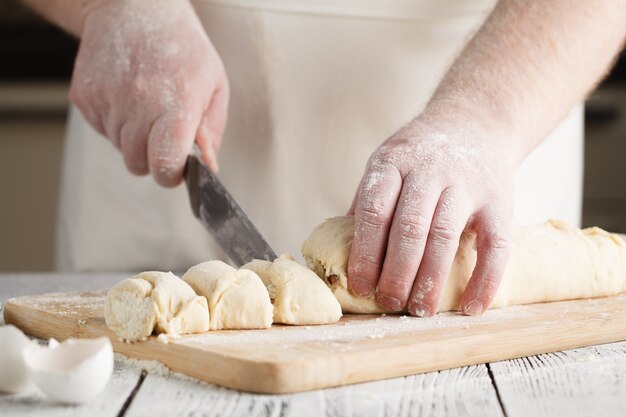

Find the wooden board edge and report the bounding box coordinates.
[6,295,626,394]
[2,299,329,394]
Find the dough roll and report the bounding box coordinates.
[301,216,626,314]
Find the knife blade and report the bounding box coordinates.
[184,153,277,267]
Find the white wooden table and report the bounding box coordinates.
[2,273,625,417]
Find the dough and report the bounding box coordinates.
[301,215,626,314]
[182,261,273,330]
[242,255,342,325]
[105,271,210,341]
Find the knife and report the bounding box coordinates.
[184,152,277,267]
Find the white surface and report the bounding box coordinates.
[1,273,624,416]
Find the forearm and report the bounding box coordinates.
[20,0,103,37]
[422,0,626,163]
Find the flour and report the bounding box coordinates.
[114,353,201,382]
[178,306,536,352]
[362,171,384,193]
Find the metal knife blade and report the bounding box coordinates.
[184,153,277,267]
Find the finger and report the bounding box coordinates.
[195,82,229,172]
[147,113,199,187]
[119,118,149,176]
[69,88,105,137]
[407,187,469,317]
[347,167,402,299]
[460,206,512,315]
[375,174,439,310]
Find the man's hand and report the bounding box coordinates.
[348,117,515,317]
[347,0,626,317]
[70,0,228,186]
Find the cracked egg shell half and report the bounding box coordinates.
[23,337,113,403]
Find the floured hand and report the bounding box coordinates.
[70,0,228,186]
[347,114,517,317]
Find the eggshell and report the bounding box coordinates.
[23,337,114,403]
[0,325,34,393]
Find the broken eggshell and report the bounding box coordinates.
[0,325,35,393]
[23,337,114,403]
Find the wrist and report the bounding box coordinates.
[415,96,529,167]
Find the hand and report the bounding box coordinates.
[70,0,229,186]
[347,115,517,316]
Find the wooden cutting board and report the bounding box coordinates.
[4,290,626,394]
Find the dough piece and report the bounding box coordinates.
[302,216,626,314]
[242,255,342,325]
[182,261,273,330]
[105,271,210,341]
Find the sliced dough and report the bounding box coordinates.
[242,255,342,325]
[105,271,210,341]
[302,215,626,314]
[182,261,273,330]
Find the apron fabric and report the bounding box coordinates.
[56,0,584,272]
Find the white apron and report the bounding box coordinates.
[56,0,584,272]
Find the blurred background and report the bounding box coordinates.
[0,1,625,271]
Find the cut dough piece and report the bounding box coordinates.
[182,261,273,330]
[242,255,342,325]
[105,271,210,341]
[302,215,626,314]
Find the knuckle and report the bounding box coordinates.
[130,75,149,98]
[483,232,511,252]
[381,273,415,293]
[397,214,429,242]
[430,218,458,244]
[479,276,501,291]
[352,253,380,274]
[357,200,388,228]
[151,153,183,173]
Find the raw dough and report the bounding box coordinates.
[301,215,626,314]
[242,255,342,325]
[182,261,273,330]
[105,271,210,341]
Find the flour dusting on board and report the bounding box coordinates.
[6,291,105,317]
[179,306,539,352]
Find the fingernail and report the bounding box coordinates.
[408,303,432,317]
[462,301,484,316]
[350,278,373,297]
[377,293,402,311]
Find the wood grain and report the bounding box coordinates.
[123,365,503,417]
[5,289,626,394]
[491,342,626,417]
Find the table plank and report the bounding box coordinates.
[8,273,626,417]
[124,365,503,417]
[0,356,143,417]
[490,341,626,417]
